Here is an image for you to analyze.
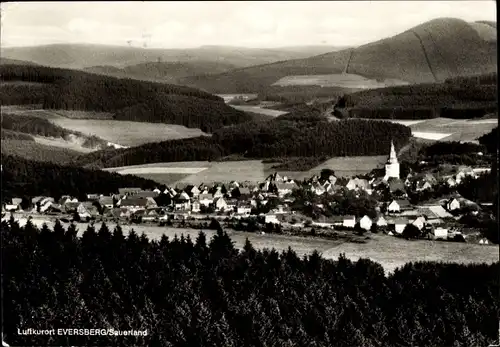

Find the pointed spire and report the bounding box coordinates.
[388,140,398,164]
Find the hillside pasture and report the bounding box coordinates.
[272,74,409,89]
[49,118,209,147]
[408,118,498,142]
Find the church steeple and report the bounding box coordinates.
[388,140,398,164]
[384,140,400,181]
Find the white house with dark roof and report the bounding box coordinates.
[388,199,411,213]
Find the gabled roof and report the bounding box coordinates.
[198,193,213,200]
[391,199,411,207]
[393,218,409,224]
[120,197,148,207]
[118,187,142,195]
[135,190,158,198]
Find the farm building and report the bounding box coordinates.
[265,214,281,224]
[446,198,461,211]
[343,215,356,228]
[198,194,213,207]
[359,215,373,230]
[434,227,448,240]
[213,197,228,211]
[375,216,388,227]
[411,216,426,230]
[388,199,411,213]
[393,218,409,234]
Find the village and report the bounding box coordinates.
[2,142,494,244]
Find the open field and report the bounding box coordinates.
[230,105,289,117]
[1,106,209,147]
[361,117,497,142]
[272,74,410,89]
[106,156,387,185]
[13,216,498,275]
[409,118,497,142]
[50,118,208,147]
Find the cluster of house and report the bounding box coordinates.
[2,142,491,242]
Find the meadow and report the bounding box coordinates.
[106,156,388,186]
[49,118,209,147]
[408,118,498,142]
[1,106,209,147]
[229,105,289,117]
[15,216,499,275]
[272,74,410,89]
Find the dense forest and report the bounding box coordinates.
[0,65,251,132]
[478,127,498,154]
[334,75,497,120]
[0,154,162,202]
[1,113,108,148]
[3,220,499,347]
[72,118,412,168]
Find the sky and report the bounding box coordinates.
[0,1,496,48]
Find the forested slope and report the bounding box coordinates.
[1,154,162,202]
[72,114,412,168]
[2,221,499,346]
[0,65,251,132]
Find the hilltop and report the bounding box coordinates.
[0,44,343,70]
[179,18,497,93]
[0,64,251,132]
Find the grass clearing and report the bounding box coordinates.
[33,136,95,153]
[412,132,453,140]
[229,105,289,117]
[19,216,499,275]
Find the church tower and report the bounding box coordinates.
[384,140,400,180]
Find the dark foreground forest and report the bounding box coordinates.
[2,219,499,347]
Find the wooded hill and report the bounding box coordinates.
[3,220,499,346]
[1,154,162,202]
[72,114,412,168]
[0,65,251,132]
[334,73,497,119]
[179,18,497,93]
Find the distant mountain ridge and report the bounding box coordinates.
[83,60,239,83]
[0,44,345,70]
[178,18,497,93]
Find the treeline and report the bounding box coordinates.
[0,65,251,132]
[445,72,497,86]
[3,220,499,347]
[73,118,412,168]
[1,154,162,202]
[419,141,485,157]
